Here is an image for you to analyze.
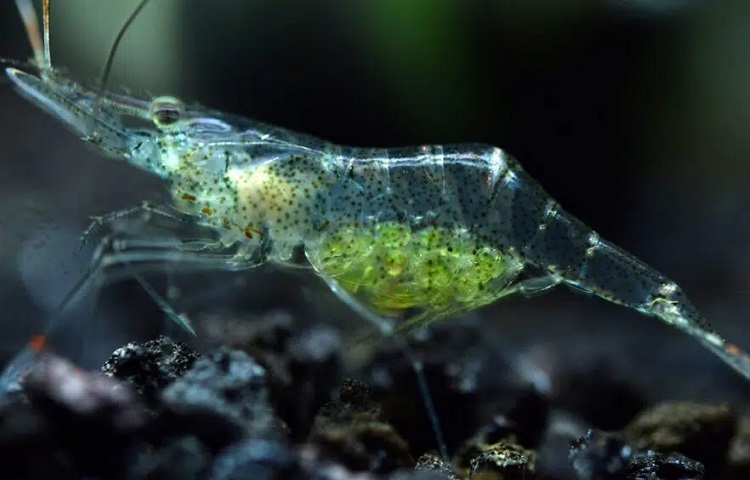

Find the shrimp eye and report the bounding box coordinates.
[150,96,184,128]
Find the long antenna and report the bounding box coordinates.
[42,0,51,70]
[13,0,45,69]
[96,0,152,103]
[90,0,152,130]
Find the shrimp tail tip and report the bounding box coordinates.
[29,333,47,352]
[0,334,47,394]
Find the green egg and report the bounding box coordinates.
[311,221,513,321]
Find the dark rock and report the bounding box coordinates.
[569,429,632,480]
[627,451,704,480]
[387,474,453,480]
[624,401,735,475]
[0,394,70,478]
[308,379,413,474]
[454,410,547,475]
[211,439,301,480]
[298,444,384,479]
[127,436,210,480]
[534,410,588,479]
[158,347,287,451]
[389,470,456,480]
[211,440,385,480]
[728,416,750,478]
[365,317,548,456]
[102,335,200,407]
[196,310,343,440]
[414,453,458,480]
[467,441,536,479]
[284,324,343,438]
[22,352,149,478]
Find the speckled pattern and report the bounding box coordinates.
[7,39,750,380]
[149,129,720,337]
[308,222,519,325]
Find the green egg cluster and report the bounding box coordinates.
[312,221,510,317]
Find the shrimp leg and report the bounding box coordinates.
[499,274,563,298]
[0,207,256,392]
[53,205,262,333]
[79,201,194,249]
[326,270,561,462]
[322,275,449,463]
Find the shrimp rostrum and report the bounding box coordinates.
[7,0,750,384]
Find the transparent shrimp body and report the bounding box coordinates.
[5,2,750,386]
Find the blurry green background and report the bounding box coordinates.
[1,0,750,400]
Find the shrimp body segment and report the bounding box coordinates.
[6,17,750,382]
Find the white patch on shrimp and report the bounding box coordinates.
[586,232,600,258]
[487,147,507,189]
[538,199,558,231]
[163,151,180,171]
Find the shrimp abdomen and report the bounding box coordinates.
[487,153,672,310]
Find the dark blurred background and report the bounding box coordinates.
[1,0,750,404]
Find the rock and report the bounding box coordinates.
[627,451,704,480]
[625,401,735,476]
[728,415,750,478]
[365,317,548,456]
[196,310,343,440]
[308,379,413,474]
[414,453,459,480]
[102,335,200,407]
[467,441,536,480]
[569,429,632,480]
[23,352,149,478]
[0,393,69,478]
[211,439,301,480]
[158,347,287,451]
[127,436,210,480]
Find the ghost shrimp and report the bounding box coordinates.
[6,0,750,412]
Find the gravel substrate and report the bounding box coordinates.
[0,312,747,480]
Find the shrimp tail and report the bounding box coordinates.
[648,287,750,381]
[500,162,750,381]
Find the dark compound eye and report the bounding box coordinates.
[150,96,184,128]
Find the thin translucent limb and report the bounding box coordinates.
[130,268,197,335]
[321,276,450,464]
[0,204,258,392]
[648,296,750,383]
[338,273,564,461]
[66,193,276,366]
[80,201,202,249]
[498,273,562,298]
